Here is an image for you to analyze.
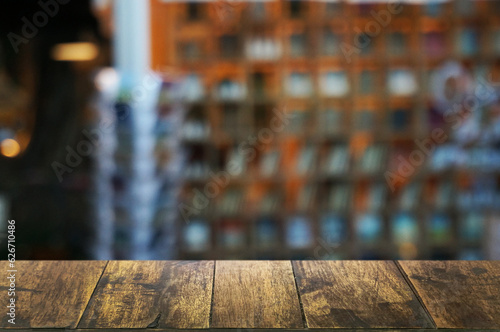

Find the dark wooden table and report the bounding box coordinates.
[1,261,499,331]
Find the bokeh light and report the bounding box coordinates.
[0,138,21,158]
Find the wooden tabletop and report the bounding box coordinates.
[1,261,499,331]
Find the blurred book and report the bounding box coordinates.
[493,29,500,55]
[215,79,246,101]
[356,213,383,245]
[217,189,243,215]
[286,215,313,249]
[250,2,266,20]
[226,147,246,177]
[425,1,445,17]
[319,109,343,135]
[387,32,406,56]
[260,150,281,178]
[358,145,386,174]
[321,30,341,56]
[392,212,419,245]
[387,69,418,96]
[320,71,349,97]
[219,34,240,58]
[359,70,374,95]
[459,212,484,243]
[259,191,280,215]
[389,109,411,131]
[399,182,421,210]
[327,184,351,211]
[429,144,459,171]
[219,220,245,249]
[287,110,310,133]
[184,161,210,180]
[285,72,313,97]
[354,110,375,131]
[428,213,452,245]
[424,32,446,57]
[435,181,453,209]
[181,74,204,102]
[254,218,279,248]
[290,34,306,57]
[246,37,281,60]
[182,120,210,141]
[324,144,349,175]
[320,213,346,246]
[367,183,386,211]
[325,2,342,16]
[457,28,478,56]
[183,219,210,252]
[297,184,316,211]
[252,72,267,99]
[296,145,316,175]
[222,105,240,136]
[458,249,483,260]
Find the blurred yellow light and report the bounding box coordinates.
[51,42,99,61]
[1,139,21,158]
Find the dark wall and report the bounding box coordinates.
[0,0,108,259]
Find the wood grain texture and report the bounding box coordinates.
[211,260,303,329]
[78,261,214,329]
[293,261,433,329]
[399,260,500,329]
[0,260,106,329]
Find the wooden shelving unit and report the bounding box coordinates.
[151,0,500,260]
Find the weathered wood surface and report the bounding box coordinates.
[211,260,303,329]
[2,260,499,330]
[0,260,106,329]
[78,261,214,329]
[399,260,500,329]
[293,260,433,329]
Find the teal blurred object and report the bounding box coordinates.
[320,214,346,246]
[429,213,452,245]
[392,213,418,244]
[255,218,278,248]
[356,213,383,244]
[286,216,313,249]
[184,220,210,252]
[459,212,484,243]
[458,28,478,56]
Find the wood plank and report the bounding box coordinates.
[211,260,303,328]
[399,260,500,329]
[0,260,106,329]
[78,260,214,329]
[293,260,433,329]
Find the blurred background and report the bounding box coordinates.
[1,0,500,260]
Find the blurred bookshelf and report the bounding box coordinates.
[151,0,500,260]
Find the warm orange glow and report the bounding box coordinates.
[350,133,373,159]
[51,42,99,61]
[1,139,21,158]
[399,242,418,260]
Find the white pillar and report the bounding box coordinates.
[112,0,160,259]
[113,0,150,78]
